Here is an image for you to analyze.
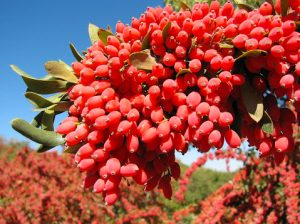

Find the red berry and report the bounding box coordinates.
[106,158,121,175]
[225,129,241,148]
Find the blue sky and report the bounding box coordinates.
[0,0,243,171]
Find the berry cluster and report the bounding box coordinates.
[55,0,300,204]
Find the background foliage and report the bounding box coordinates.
[0,139,299,223]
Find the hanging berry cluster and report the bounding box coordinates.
[11,0,300,205]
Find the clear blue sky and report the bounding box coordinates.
[0,0,243,171]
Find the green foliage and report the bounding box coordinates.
[161,162,234,214]
[185,167,234,203]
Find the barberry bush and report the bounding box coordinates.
[10,0,300,206]
[0,141,169,224]
[1,140,298,223]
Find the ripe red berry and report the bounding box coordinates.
[225,129,241,148]
[186,92,201,109]
[198,120,214,135]
[78,158,95,172]
[274,136,290,153]
[232,34,248,48]
[196,102,210,117]
[208,130,222,148]
[280,74,294,88]
[56,121,77,135]
[189,59,202,73]
[93,178,105,193]
[91,148,109,162]
[120,163,139,177]
[157,121,171,138]
[259,2,273,15]
[142,127,158,143]
[106,158,121,175]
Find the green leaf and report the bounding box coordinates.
[25,92,53,109]
[281,0,289,17]
[31,112,44,128]
[69,43,84,62]
[129,50,157,71]
[260,111,274,134]
[45,61,78,84]
[11,65,72,94]
[37,144,54,153]
[233,0,255,11]
[89,23,120,46]
[88,23,100,44]
[162,22,171,43]
[49,101,73,112]
[41,110,55,131]
[176,68,192,78]
[11,118,65,147]
[46,93,66,104]
[240,79,264,123]
[218,43,234,49]
[180,1,191,11]
[142,29,151,50]
[235,50,267,61]
[63,144,82,154]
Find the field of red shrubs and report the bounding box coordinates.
[0,139,299,224]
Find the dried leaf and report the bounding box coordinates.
[129,50,156,71]
[241,80,264,123]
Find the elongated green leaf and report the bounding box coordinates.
[176,68,192,78]
[49,101,73,112]
[180,1,191,11]
[69,43,84,62]
[41,110,55,131]
[162,22,171,43]
[31,112,44,127]
[281,0,289,17]
[261,111,274,134]
[142,29,151,50]
[11,118,65,146]
[64,144,82,154]
[129,50,157,71]
[233,0,255,11]
[11,65,72,94]
[219,43,234,49]
[241,80,264,123]
[46,93,66,104]
[45,61,78,84]
[25,92,53,109]
[37,144,54,153]
[235,50,267,61]
[88,23,100,44]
